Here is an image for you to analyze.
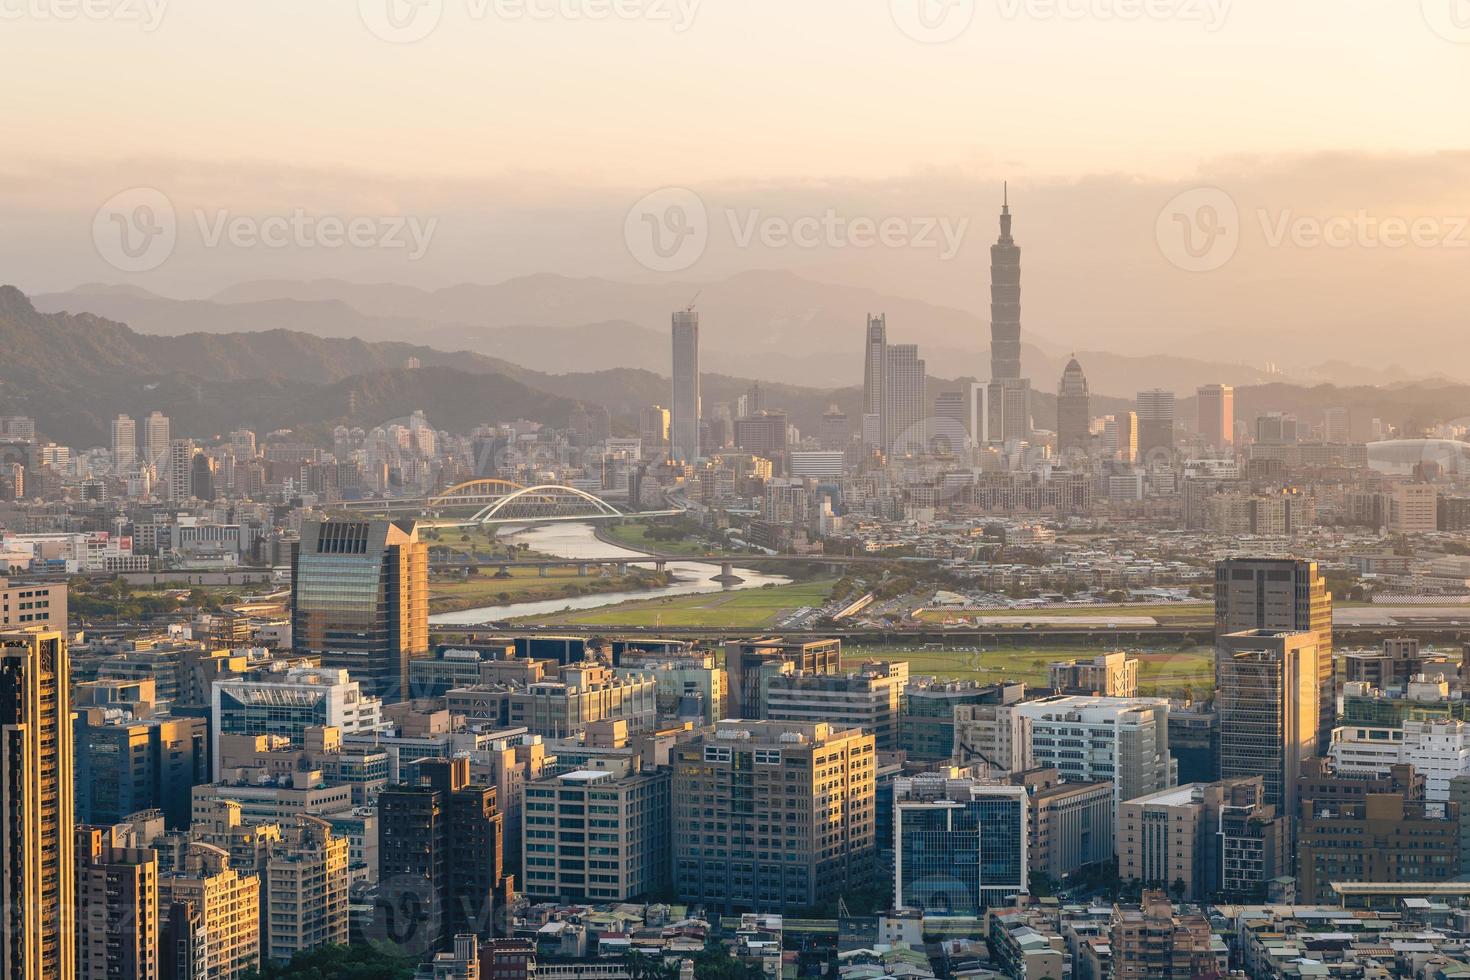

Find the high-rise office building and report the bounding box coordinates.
[639,405,670,459]
[521,767,671,904]
[167,438,195,502]
[1010,696,1176,819]
[112,414,138,472]
[0,629,75,980]
[76,824,159,980]
[1215,558,1334,753]
[76,711,208,829]
[1136,389,1176,459]
[724,637,842,718]
[1105,411,1139,464]
[1056,358,1091,457]
[377,757,506,957]
[733,411,788,459]
[291,520,429,704]
[884,343,926,455]
[976,379,1032,445]
[990,187,1022,382]
[932,390,969,453]
[863,314,887,449]
[673,721,875,913]
[1324,406,1350,443]
[893,773,1028,915]
[144,410,171,472]
[1215,629,1319,821]
[671,310,701,463]
[763,660,909,750]
[1196,384,1234,451]
[1255,412,1299,445]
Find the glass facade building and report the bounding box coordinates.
[894,777,1027,916]
[291,519,428,703]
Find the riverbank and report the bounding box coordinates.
[428,523,791,626]
[428,567,673,614]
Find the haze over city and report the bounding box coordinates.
[8,4,1470,980]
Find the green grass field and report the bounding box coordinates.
[525,579,840,628]
[429,567,666,613]
[597,522,719,556]
[847,644,1215,698]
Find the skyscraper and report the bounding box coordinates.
[1216,629,1320,820]
[1215,558,1334,754]
[1105,412,1139,464]
[990,186,1022,382]
[1056,357,1091,457]
[144,410,171,472]
[291,520,429,704]
[0,629,76,980]
[884,343,927,455]
[671,310,701,463]
[167,438,195,502]
[673,721,875,913]
[76,824,159,980]
[863,314,887,449]
[112,414,137,473]
[1136,389,1176,459]
[976,189,1032,446]
[377,757,506,957]
[1197,384,1234,451]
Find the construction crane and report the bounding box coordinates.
[684,290,701,313]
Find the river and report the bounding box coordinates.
[428,522,791,625]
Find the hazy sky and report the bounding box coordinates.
[7,0,1466,182]
[4,0,1469,369]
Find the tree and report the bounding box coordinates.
[245,943,416,980]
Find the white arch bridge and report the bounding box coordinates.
[419,484,681,528]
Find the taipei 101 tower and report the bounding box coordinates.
[977,185,1031,444]
[989,184,1022,381]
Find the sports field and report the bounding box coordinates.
[846,644,1214,698]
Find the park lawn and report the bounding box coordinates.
[529,579,840,628]
[849,644,1215,698]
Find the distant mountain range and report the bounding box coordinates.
[10,280,1470,449]
[37,272,1301,396]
